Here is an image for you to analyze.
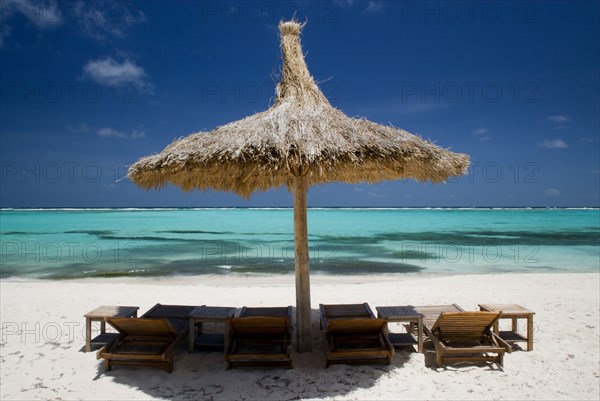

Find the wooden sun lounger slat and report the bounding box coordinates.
[141,303,199,320]
[239,306,292,318]
[102,317,178,336]
[319,303,376,331]
[415,304,465,330]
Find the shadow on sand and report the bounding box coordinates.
[91,308,416,400]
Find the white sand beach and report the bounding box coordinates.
[1,272,599,400]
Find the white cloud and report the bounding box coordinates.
[0,0,62,48]
[544,189,560,197]
[538,139,568,149]
[72,1,146,41]
[579,137,598,144]
[97,127,146,139]
[547,115,572,123]
[472,128,491,141]
[363,1,384,13]
[83,57,153,93]
[590,169,600,175]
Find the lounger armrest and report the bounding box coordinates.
[162,331,186,360]
[96,345,106,360]
[491,331,512,353]
[319,304,328,329]
[363,303,376,319]
[379,331,395,355]
[96,332,124,359]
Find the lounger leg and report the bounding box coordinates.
[167,360,173,373]
[527,315,534,351]
[105,359,111,372]
[85,318,92,352]
[436,353,442,368]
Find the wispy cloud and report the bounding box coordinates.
[72,1,146,41]
[367,191,387,198]
[472,128,491,141]
[363,1,384,13]
[83,57,153,93]
[0,0,62,48]
[579,137,598,144]
[538,139,568,149]
[336,0,382,13]
[66,123,91,133]
[97,127,146,139]
[4,0,63,28]
[544,189,560,197]
[547,115,572,123]
[0,1,144,48]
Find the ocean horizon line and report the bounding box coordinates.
[1,206,599,212]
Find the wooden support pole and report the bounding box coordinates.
[293,175,312,352]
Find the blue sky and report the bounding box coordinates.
[1,0,598,207]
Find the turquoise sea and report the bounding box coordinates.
[0,208,598,279]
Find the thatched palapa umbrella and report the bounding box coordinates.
[128,20,469,352]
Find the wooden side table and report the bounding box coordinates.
[376,306,424,353]
[479,303,535,351]
[189,306,236,352]
[84,305,138,352]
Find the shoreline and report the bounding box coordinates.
[3,207,600,210]
[2,269,597,286]
[1,272,599,400]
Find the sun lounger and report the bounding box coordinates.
[97,317,187,373]
[97,304,199,372]
[423,309,512,368]
[224,306,293,369]
[320,303,393,367]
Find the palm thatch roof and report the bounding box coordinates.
[128,21,469,197]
